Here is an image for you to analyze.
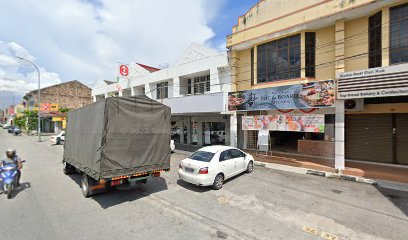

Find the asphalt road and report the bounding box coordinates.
[0,130,407,240]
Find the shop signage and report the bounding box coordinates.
[40,103,59,112]
[242,114,325,133]
[52,117,66,122]
[228,80,335,111]
[338,87,408,99]
[337,63,408,99]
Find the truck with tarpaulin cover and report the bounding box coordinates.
[63,96,171,197]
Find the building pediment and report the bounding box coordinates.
[174,43,218,66]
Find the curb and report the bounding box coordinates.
[254,161,376,185]
[306,170,377,185]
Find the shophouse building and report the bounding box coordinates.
[92,43,232,151]
[227,0,408,170]
[24,80,92,133]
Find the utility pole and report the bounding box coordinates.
[16,57,42,142]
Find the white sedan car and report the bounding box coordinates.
[178,146,254,190]
[50,131,65,145]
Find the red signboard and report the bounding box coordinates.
[119,65,129,76]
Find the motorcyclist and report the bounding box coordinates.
[1,149,22,186]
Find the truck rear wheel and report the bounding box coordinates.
[81,174,93,198]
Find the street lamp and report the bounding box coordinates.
[16,56,42,142]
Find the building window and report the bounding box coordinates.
[305,32,316,78]
[156,82,168,99]
[187,79,192,95]
[257,34,301,83]
[390,3,408,64]
[251,47,254,85]
[190,75,210,94]
[369,11,382,68]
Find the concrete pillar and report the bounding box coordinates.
[93,95,96,102]
[210,68,220,93]
[335,19,346,171]
[131,86,135,96]
[118,90,123,97]
[229,112,238,147]
[186,117,192,145]
[173,77,180,97]
[335,100,345,171]
[197,120,203,146]
[382,7,390,67]
[300,31,306,79]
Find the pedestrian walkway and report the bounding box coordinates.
[248,150,408,184]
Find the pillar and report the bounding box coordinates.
[382,7,390,67]
[335,100,345,171]
[300,31,306,79]
[229,112,238,147]
[173,77,180,97]
[210,68,221,93]
[335,20,346,171]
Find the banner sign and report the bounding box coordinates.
[257,129,270,151]
[242,114,325,133]
[228,80,335,111]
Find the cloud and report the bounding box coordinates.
[7,42,36,62]
[0,41,62,97]
[0,0,222,89]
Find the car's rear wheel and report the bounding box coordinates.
[246,161,253,173]
[213,174,224,190]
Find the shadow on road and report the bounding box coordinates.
[375,186,408,218]
[176,179,212,193]
[176,172,248,192]
[68,174,168,209]
[0,182,31,199]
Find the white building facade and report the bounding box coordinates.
[92,43,236,151]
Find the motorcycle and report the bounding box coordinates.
[13,128,21,136]
[1,160,25,199]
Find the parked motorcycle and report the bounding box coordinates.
[1,160,25,199]
[13,127,21,136]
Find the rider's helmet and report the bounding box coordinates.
[5,149,16,159]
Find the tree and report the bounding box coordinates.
[14,116,25,128]
[59,108,70,114]
[24,110,38,131]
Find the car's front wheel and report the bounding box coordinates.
[246,161,253,173]
[213,174,224,190]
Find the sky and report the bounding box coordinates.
[0,0,259,109]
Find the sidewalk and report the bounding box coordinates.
[248,150,408,184]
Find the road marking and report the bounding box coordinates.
[303,226,318,235]
[321,232,339,240]
[217,196,228,204]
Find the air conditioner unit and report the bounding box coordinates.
[345,99,364,112]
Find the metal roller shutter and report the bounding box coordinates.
[396,114,408,165]
[345,114,393,163]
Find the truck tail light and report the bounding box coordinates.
[153,172,160,177]
[198,167,208,174]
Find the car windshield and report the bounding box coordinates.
[189,151,215,162]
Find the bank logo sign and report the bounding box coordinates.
[228,80,335,111]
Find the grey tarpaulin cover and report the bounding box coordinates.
[63,96,171,180]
